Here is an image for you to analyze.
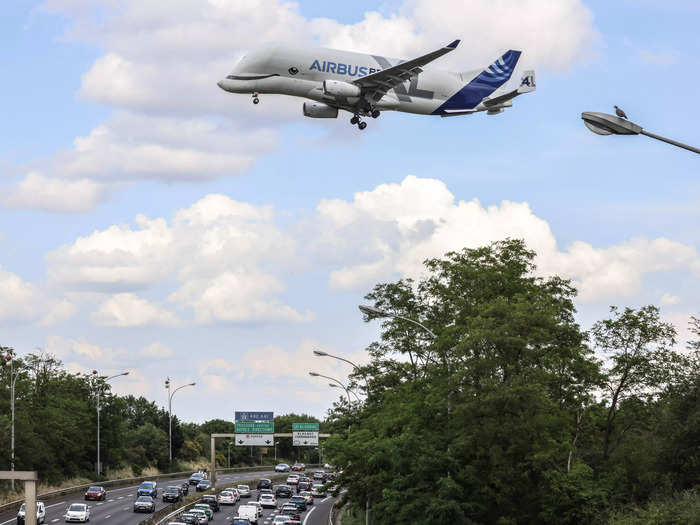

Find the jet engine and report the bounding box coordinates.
[487,108,504,115]
[303,101,338,118]
[322,80,361,98]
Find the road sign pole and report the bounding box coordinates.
[210,435,216,486]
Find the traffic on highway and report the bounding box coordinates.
[3,469,339,525]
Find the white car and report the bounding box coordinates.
[218,490,237,504]
[18,502,46,524]
[247,501,264,518]
[259,494,277,508]
[286,474,299,485]
[64,503,90,523]
[272,517,291,524]
[189,509,209,524]
[274,463,290,472]
[237,484,251,498]
[237,504,259,524]
[311,484,326,497]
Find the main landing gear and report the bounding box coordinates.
[252,92,260,104]
[350,109,379,130]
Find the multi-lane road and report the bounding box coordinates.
[0,470,337,525]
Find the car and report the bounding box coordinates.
[237,485,251,498]
[291,463,305,472]
[193,504,213,520]
[17,502,46,524]
[286,474,299,485]
[64,503,90,523]
[163,486,183,503]
[232,519,252,525]
[257,488,273,501]
[274,463,291,472]
[299,491,314,505]
[84,486,106,501]
[236,504,259,524]
[188,509,208,524]
[247,501,264,518]
[217,490,237,505]
[200,494,220,512]
[275,485,293,498]
[285,520,301,525]
[296,481,312,493]
[181,482,190,496]
[196,479,212,492]
[272,517,290,525]
[311,483,326,497]
[312,471,326,482]
[280,504,301,519]
[259,494,277,508]
[133,496,156,513]
[323,463,332,469]
[189,472,205,485]
[256,478,272,490]
[167,522,187,525]
[137,481,158,498]
[177,513,199,524]
[289,496,307,511]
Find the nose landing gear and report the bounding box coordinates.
[252,93,260,104]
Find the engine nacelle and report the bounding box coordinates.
[322,79,361,98]
[303,101,338,118]
[487,108,505,115]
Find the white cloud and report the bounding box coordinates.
[48,194,307,325]
[310,176,700,302]
[0,267,75,324]
[92,293,179,327]
[3,172,109,212]
[142,342,174,358]
[661,293,681,306]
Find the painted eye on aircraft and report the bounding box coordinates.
[288,67,299,75]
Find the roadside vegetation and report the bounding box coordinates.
[325,239,699,524]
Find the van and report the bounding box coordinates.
[17,502,46,524]
[237,504,259,524]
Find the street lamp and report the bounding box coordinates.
[92,370,129,476]
[309,371,351,404]
[581,111,700,154]
[5,352,19,491]
[359,305,437,337]
[329,383,361,402]
[165,379,196,463]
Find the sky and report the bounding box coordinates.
[1,0,698,423]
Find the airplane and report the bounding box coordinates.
[217,40,535,130]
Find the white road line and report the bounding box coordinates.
[105,515,111,519]
[51,519,59,523]
[321,496,332,503]
[0,519,16,525]
[45,501,66,509]
[302,506,316,525]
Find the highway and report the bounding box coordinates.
[0,471,278,525]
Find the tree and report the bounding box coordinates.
[591,306,678,460]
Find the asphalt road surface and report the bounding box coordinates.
[0,471,276,525]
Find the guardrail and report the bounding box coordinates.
[0,465,280,516]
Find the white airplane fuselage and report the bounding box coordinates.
[217,43,534,125]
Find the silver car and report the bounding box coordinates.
[64,503,90,523]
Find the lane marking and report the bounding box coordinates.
[302,507,316,525]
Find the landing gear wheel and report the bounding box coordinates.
[253,97,259,104]
[371,109,380,118]
[350,115,359,125]
[358,121,367,130]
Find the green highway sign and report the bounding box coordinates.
[235,421,274,434]
[292,422,319,431]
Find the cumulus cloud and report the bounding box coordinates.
[92,293,179,327]
[660,293,681,306]
[142,342,174,358]
[3,172,109,212]
[47,194,308,325]
[0,267,75,324]
[309,176,700,302]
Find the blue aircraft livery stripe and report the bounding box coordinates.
[433,50,521,113]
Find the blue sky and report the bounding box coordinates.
[1,0,698,422]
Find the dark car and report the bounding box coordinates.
[84,486,106,501]
[196,479,212,492]
[178,513,199,524]
[200,494,220,512]
[137,481,158,498]
[189,472,205,485]
[181,482,190,496]
[275,485,292,498]
[256,478,272,490]
[163,486,183,503]
[133,495,156,513]
[289,496,307,511]
[296,481,312,493]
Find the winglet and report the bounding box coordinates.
[446,39,460,49]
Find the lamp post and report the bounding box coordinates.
[6,352,19,491]
[165,379,195,463]
[309,372,351,404]
[92,370,129,476]
[329,383,361,403]
[581,111,700,154]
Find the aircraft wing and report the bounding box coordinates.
[354,40,460,103]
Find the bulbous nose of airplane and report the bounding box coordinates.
[217,80,225,90]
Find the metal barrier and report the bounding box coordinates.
[0,465,278,516]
